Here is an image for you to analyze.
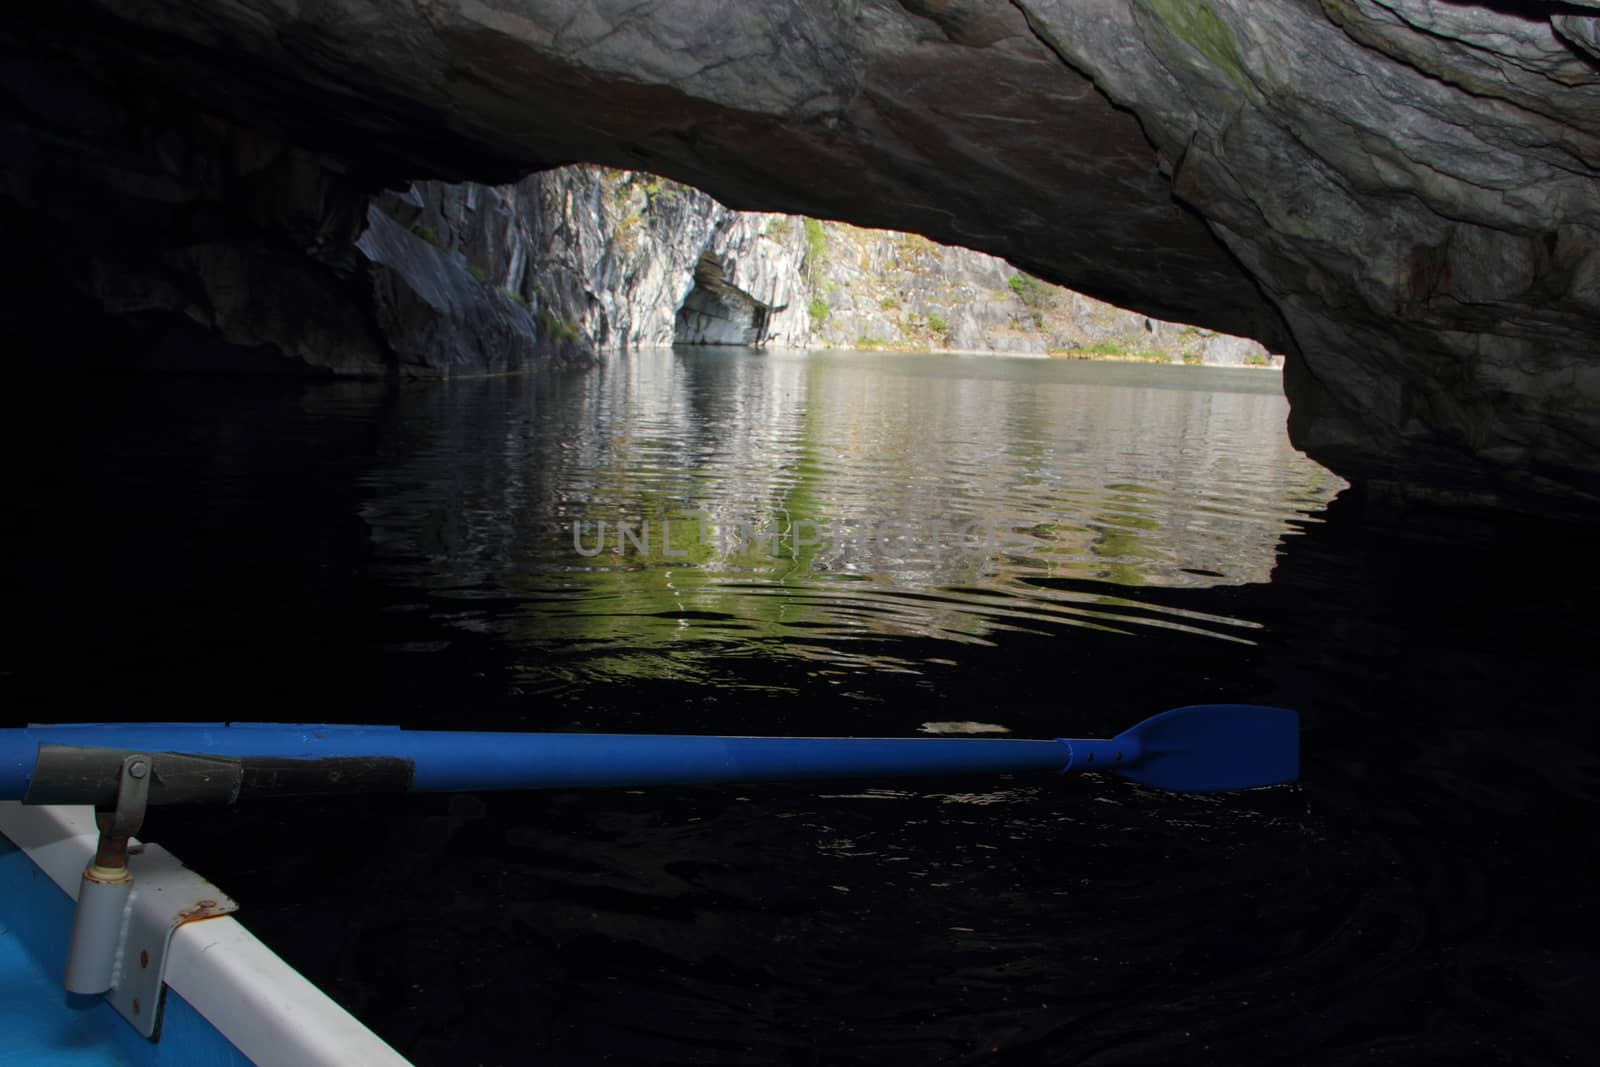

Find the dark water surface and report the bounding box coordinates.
[3,349,1595,1065]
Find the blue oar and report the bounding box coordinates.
[0,704,1297,805]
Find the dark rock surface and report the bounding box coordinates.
[0,20,389,373]
[357,204,559,375]
[3,2,1598,511]
[1028,0,1600,508]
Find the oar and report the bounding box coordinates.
[0,704,1297,806]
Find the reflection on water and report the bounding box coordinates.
[4,350,1594,1067]
[358,349,1341,702]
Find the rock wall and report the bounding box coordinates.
[1022,0,1600,503]
[0,35,389,375]
[380,168,809,358]
[385,165,1274,365]
[789,219,1276,363]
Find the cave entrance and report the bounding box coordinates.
[674,252,776,346]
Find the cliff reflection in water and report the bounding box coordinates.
[357,348,1340,701]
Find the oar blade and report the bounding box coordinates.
[1114,704,1299,793]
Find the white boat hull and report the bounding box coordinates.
[0,801,409,1066]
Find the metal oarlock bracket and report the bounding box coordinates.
[59,753,238,1039]
[63,754,149,995]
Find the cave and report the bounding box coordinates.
[5,6,1599,1066]
[2,3,1599,513]
[673,252,777,346]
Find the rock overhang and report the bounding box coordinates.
[3,1,1598,515]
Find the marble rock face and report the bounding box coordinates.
[3,2,1598,511]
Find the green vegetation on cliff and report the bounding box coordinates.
[808,297,830,331]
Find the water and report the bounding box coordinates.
[3,349,1594,1065]
[357,350,1335,708]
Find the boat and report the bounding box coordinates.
[0,705,1295,1064]
[0,800,409,1065]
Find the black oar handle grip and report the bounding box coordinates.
[24,745,414,807]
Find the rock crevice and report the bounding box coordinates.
[675,254,779,347]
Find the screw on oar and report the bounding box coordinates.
[0,704,1298,802]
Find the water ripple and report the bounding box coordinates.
[364,350,1343,692]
